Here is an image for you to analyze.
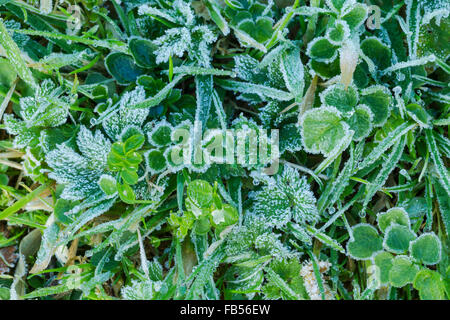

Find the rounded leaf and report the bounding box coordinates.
[149,122,173,147]
[320,83,358,114]
[359,85,391,127]
[300,106,350,156]
[341,3,368,29]
[129,38,157,68]
[326,20,350,45]
[345,104,373,141]
[413,269,446,300]
[307,37,338,63]
[105,52,146,85]
[346,224,383,260]
[310,57,341,79]
[383,224,416,254]
[360,38,391,70]
[389,256,419,288]
[98,174,118,196]
[409,233,442,265]
[146,149,167,174]
[377,207,410,233]
[374,251,394,285]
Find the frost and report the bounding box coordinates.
[250,166,319,228]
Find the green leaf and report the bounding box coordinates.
[98,174,118,196]
[0,19,36,88]
[305,225,345,253]
[388,256,419,288]
[307,37,338,63]
[345,104,373,141]
[187,180,213,208]
[124,134,145,152]
[121,168,139,185]
[434,178,450,236]
[346,224,383,260]
[105,52,146,85]
[326,20,349,44]
[117,182,136,204]
[149,123,173,147]
[413,269,447,300]
[341,3,368,29]
[406,103,432,128]
[320,83,358,114]
[129,37,157,68]
[360,38,391,70]
[359,85,392,127]
[383,224,416,254]
[374,251,394,285]
[376,207,411,233]
[409,233,442,265]
[146,149,167,174]
[300,106,350,156]
[280,45,305,101]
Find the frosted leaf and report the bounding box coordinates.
[250,166,318,228]
[233,54,264,83]
[46,144,102,200]
[121,279,162,300]
[76,126,111,170]
[103,86,149,140]
[3,114,40,148]
[306,37,338,64]
[300,106,350,156]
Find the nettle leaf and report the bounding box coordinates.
[3,114,40,148]
[341,2,368,30]
[300,106,351,156]
[359,85,392,127]
[345,104,373,141]
[405,103,432,128]
[383,224,416,254]
[360,38,391,70]
[280,45,305,101]
[377,207,411,233]
[105,52,146,85]
[129,38,157,68]
[102,86,149,140]
[413,269,447,300]
[388,256,419,288]
[77,125,111,170]
[409,233,442,265]
[320,83,358,115]
[346,224,383,260]
[306,37,338,63]
[250,166,319,228]
[373,251,394,285]
[46,144,102,200]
